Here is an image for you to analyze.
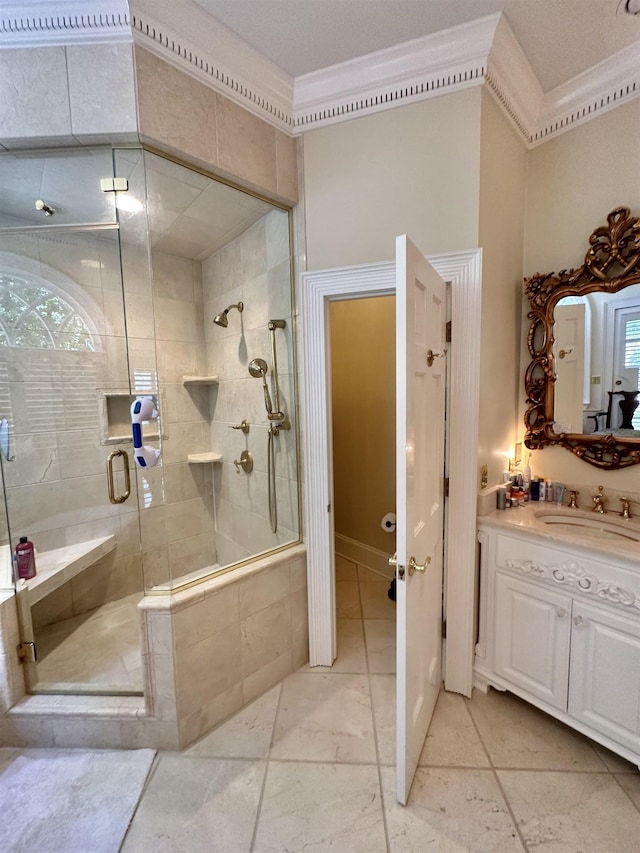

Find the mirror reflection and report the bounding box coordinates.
[524,206,640,469]
[553,285,640,436]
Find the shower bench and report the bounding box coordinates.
[1,536,116,604]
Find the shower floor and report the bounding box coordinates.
[34,592,143,693]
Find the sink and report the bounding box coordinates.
[534,509,640,542]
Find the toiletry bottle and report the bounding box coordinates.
[538,479,546,501]
[15,536,36,580]
[523,454,532,495]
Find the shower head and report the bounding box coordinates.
[248,358,273,414]
[248,358,268,378]
[213,301,244,327]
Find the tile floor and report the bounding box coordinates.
[34,592,143,693]
[2,554,640,851]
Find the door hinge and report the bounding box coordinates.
[441,621,447,639]
[17,641,37,664]
[445,321,452,343]
[443,477,450,497]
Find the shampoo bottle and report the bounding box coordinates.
[15,536,36,580]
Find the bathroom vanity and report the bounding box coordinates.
[476,504,640,768]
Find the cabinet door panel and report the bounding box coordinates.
[494,572,571,710]
[569,601,640,752]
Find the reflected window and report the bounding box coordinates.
[0,272,96,351]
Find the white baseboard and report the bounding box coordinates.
[334,533,394,580]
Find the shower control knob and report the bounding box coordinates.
[230,420,250,434]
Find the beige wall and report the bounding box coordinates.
[330,296,395,554]
[302,89,483,270]
[478,89,527,486]
[523,97,640,491]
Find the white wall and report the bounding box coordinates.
[302,89,482,270]
[523,97,640,491]
[478,89,527,486]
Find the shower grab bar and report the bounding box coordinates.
[268,319,286,421]
[107,448,131,504]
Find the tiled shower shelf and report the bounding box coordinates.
[1,536,116,605]
[182,375,219,385]
[187,452,222,464]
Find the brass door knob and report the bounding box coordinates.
[408,555,431,576]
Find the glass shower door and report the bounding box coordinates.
[0,147,158,695]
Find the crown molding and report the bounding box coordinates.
[130,0,294,133]
[533,39,640,146]
[0,1,131,47]
[485,15,541,144]
[292,13,500,131]
[0,4,638,148]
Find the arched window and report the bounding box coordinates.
[0,254,100,352]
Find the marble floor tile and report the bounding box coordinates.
[253,761,387,853]
[121,755,266,853]
[593,741,640,773]
[360,580,397,619]
[615,773,640,811]
[335,554,357,581]
[270,672,377,762]
[369,673,396,765]
[298,619,367,674]
[380,765,523,852]
[364,619,396,673]
[499,769,640,852]
[418,690,490,768]
[335,580,361,618]
[466,688,606,770]
[183,685,281,759]
[35,592,143,693]
[357,565,389,583]
[0,748,154,853]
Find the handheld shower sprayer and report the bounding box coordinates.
[248,358,273,414]
[213,301,243,328]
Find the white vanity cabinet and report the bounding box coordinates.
[476,520,640,767]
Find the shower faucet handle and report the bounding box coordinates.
[230,419,250,434]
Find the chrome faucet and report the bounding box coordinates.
[592,485,606,514]
[620,497,632,520]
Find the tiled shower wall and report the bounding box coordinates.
[139,247,214,589]
[203,209,299,565]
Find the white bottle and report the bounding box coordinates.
[522,454,531,494]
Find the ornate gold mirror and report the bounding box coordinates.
[524,207,640,469]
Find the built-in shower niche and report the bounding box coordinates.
[99,391,167,445]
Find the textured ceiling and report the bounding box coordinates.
[193,0,640,92]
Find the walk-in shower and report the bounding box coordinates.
[0,145,300,700]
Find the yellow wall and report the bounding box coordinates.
[478,89,528,486]
[523,97,640,490]
[303,89,482,269]
[330,297,396,552]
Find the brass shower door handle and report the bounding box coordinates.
[107,448,131,504]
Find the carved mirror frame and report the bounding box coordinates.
[524,207,640,470]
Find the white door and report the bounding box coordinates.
[395,235,447,805]
[553,303,585,433]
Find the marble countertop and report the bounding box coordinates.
[478,502,640,564]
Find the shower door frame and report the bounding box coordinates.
[301,248,482,696]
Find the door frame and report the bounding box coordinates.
[300,249,482,695]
